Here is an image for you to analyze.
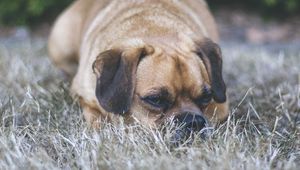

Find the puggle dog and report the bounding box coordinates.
[48,0,229,139]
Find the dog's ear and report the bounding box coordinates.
[195,38,226,103]
[92,47,151,115]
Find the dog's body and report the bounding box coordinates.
[49,0,228,130]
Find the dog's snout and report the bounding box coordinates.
[175,113,207,132]
[168,113,208,145]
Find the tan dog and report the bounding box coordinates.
[48,0,229,134]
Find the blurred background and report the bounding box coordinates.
[0,0,299,44]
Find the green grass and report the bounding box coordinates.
[0,36,299,169]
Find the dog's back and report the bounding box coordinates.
[80,0,219,49]
[49,0,218,75]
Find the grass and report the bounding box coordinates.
[0,35,299,170]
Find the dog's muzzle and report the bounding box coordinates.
[170,112,209,145]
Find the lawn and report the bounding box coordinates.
[0,35,299,169]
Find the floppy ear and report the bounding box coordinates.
[92,48,149,115]
[196,38,226,103]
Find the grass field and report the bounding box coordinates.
[0,35,299,169]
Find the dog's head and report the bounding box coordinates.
[92,38,227,139]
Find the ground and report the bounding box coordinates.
[0,12,299,169]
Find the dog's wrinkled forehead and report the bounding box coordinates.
[135,48,208,98]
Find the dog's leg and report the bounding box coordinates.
[48,14,78,77]
[82,105,102,129]
[48,0,91,77]
[80,98,112,128]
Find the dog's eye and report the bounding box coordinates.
[195,87,212,106]
[142,95,169,109]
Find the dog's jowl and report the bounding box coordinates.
[48,0,229,140]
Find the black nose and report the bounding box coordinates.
[175,113,207,132]
[170,113,208,144]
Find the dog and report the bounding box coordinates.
[48,0,229,139]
